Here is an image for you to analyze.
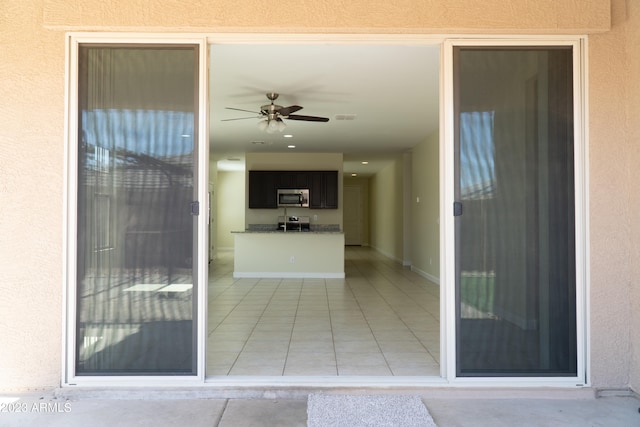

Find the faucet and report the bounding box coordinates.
[283,206,287,232]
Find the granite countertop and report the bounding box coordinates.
[232,229,343,234]
[233,224,343,234]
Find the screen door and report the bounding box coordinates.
[75,45,200,375]
[453,46,577,377]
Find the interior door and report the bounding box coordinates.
[75,43,202,375]
[453,46,577,377]
[343,185,363,245]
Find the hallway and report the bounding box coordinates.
[207,246,440,376]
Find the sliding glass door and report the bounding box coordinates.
[453,46,578,376]
[75,44,201,374]
[67,35,585,383]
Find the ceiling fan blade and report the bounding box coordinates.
[225,107,262,114]
[220,116,262,121]
[286,114,330,122]
[278,105,303,116]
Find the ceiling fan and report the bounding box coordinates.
[222,92,330,133]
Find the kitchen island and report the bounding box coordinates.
[231,230,345,279]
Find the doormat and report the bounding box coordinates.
[307,394,437,427]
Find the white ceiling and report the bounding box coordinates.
[209,44,440,176]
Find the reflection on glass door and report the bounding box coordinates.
[454,47,577,376]
[76,45,199,374]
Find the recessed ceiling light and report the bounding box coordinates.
[335,114,357,121]
[351,173,358,177]
[284,134,293,138]
[361,161,369,165]
[288,145,296,149]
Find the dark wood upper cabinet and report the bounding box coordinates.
[248,171,277,209]
[323,171,338,209]
[274,171,309,189]
[308,172,323,208]
[290,171,309,189]
[248,170,338,209]
[308,171,338,209]
[276,172,292,189]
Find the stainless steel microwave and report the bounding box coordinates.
[277,189,309,208]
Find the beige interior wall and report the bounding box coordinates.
[208,159,219,259]
[410,131,440,283]
[215,171,245,251]
[3,0,634,391]
[369,157,405,262]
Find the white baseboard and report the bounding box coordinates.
[233,272,345,279]
[410,265,440,285]
[371,246,403,265]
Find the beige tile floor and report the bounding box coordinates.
[207,246,440,376]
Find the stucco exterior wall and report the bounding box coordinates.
[623,0,640,394]
[1,3,66,390]
[39,0,609,33]
[587,0,636,390]
[3,0,637,392]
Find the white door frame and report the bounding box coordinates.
[62,33,210,386]
[441,37,589,386]
[62,32,588,388]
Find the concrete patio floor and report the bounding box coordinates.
[0,389,638,426]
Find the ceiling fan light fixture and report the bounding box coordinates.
[266,120,279,134]
[264,118,286,134]
[229,93,327,132]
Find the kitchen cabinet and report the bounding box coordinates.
[248,170,338,209]
[248,171,277,209]
[276,171,309,189]
[309,171,338,209]
[291,172,310,189]
[324,171,338,208]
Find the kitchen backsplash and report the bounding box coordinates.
[311,224,341,232]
